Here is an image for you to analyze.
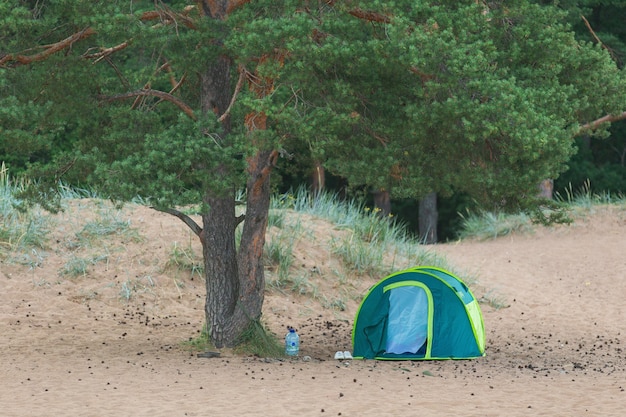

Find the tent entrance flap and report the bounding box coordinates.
[385,285,429,355]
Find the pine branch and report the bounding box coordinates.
[98,89,196,120]
[579,111,626,134]
[0,27,96,68]
[83,41,130,62]
[348,8,391,24]
[226,0,253,15]
[218,65,247,123]
[152,207,203,238]
[198,0,252,18]
[581,15,617,62]
[140,5,197,29]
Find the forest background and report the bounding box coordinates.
[2,0,626,241]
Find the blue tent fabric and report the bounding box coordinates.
[386,286,428,354]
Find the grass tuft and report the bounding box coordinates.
[118,275,157,302]
[181,325,216,352]
[330,234,385,276]
[263,218,303,286]
[233,319,285,358]
[60,254,109,277]
[167,240,204,279]
[556,179,626,211]
[479,289,510,310]
[0,163,51,255]
[77,211,141,243]
[457,210,532,241]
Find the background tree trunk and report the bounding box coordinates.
[311,160,325,198]
[418,192,438,244]
[537,179,554,199]
[373,188,391,216]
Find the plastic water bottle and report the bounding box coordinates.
[285,327,300,356]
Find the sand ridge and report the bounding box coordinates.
[1,202,625,416]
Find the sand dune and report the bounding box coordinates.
[1,202,625,416]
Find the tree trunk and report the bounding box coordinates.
[199,51,249,347]
[373,188,391,216]
[311,160,325,198]
[197,0,276,347]
[237,149,277,321]
[537,179,553,199]
[202,191,247,347]
[418,192,438,244]
[201,149,276,349]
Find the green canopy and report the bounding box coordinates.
[352,266,485,360]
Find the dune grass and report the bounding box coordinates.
[118,275,157,302]
[233,319,285,358]
[57,206,143,278]
[0,163,51,258]
[181,324,216,352]
[457,210,533,241]
[556,179,626,211]
[6,170,624,318]
[456,181,626,241]
[264,216,301,287]
[272,187,446,276]
[182,320,285,358]
[166,239,204,279]
[0,171,497,311]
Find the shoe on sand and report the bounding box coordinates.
[343,351,353,360]
[334,351,345,360]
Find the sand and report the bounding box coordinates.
[1,201,625,416]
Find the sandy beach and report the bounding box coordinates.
[1,201,625,416]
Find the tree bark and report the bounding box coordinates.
[311,160,325,198]
[200,149,277,348]
[199,51,247,347]
[237,149,278,323]
[197,0,276,347]
[537,179,553,199]
[202,191,245,347]
[418,192,438,244]
[373,189,391,216]
[0,27,96,67]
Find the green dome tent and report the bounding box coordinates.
[352,266,485,360]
